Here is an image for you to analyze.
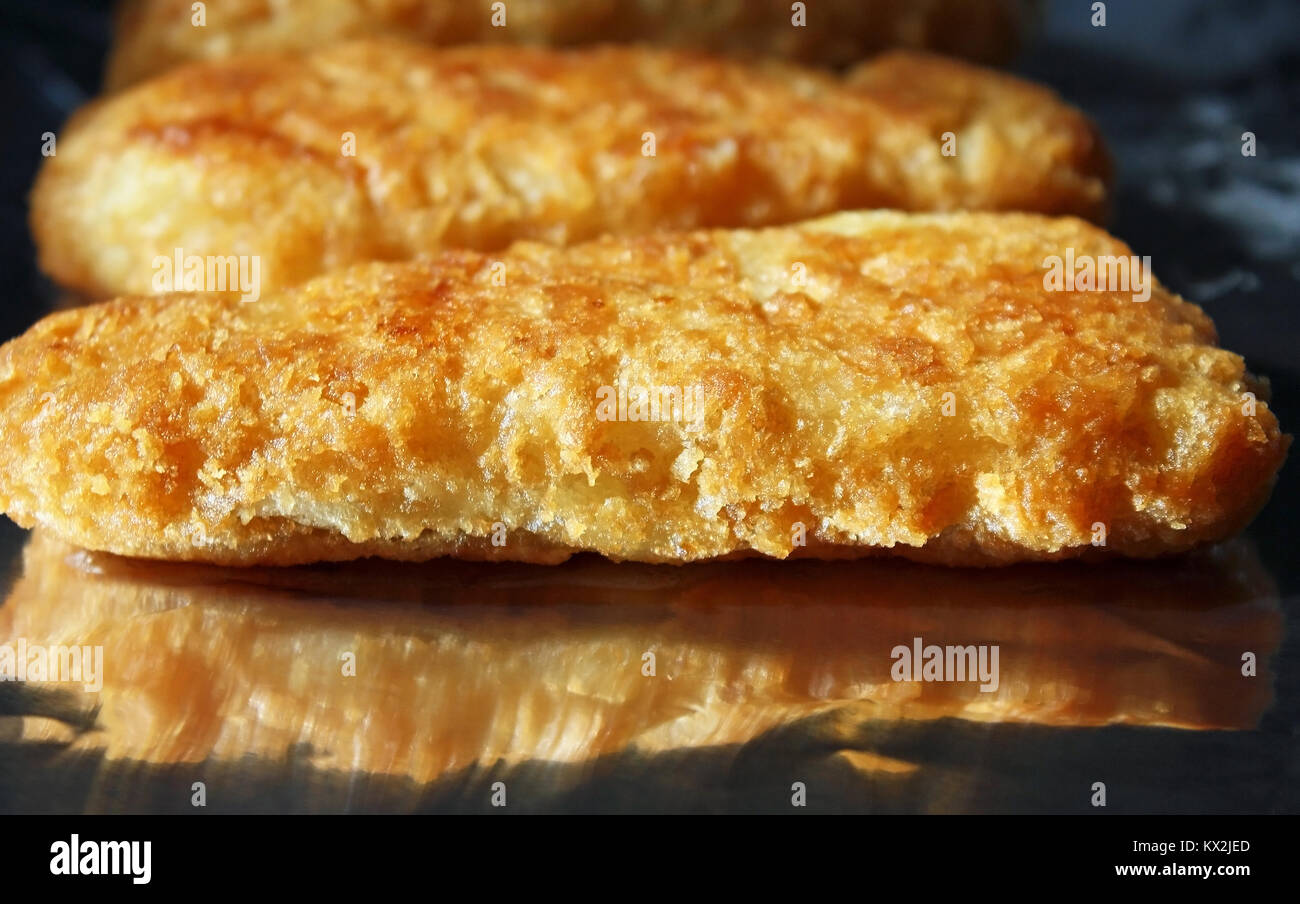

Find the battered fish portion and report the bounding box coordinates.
[105,0,1034,88]
[34,43,1111,299]
[0,211,1285,566]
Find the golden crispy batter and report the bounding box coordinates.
[35,43,1110,299]
[0,531,1279,788]
[105,0,1033,89]
[0,211,1286,566]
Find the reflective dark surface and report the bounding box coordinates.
[0,0,1298,812]
[0,530,1293,813]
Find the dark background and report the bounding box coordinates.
[0,0,1296,813]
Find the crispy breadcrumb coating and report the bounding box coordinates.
[34,43,1110,299]
[0,211,1285,566]
[105,0,1034,88]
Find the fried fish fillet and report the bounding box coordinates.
[105,0,1034,89]
[0,211,1285,566]
[34,43,1111,299]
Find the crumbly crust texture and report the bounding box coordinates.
[0,211,1285,565]
[36,43,1110,298]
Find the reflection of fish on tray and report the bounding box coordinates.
[0,529,1280,809]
